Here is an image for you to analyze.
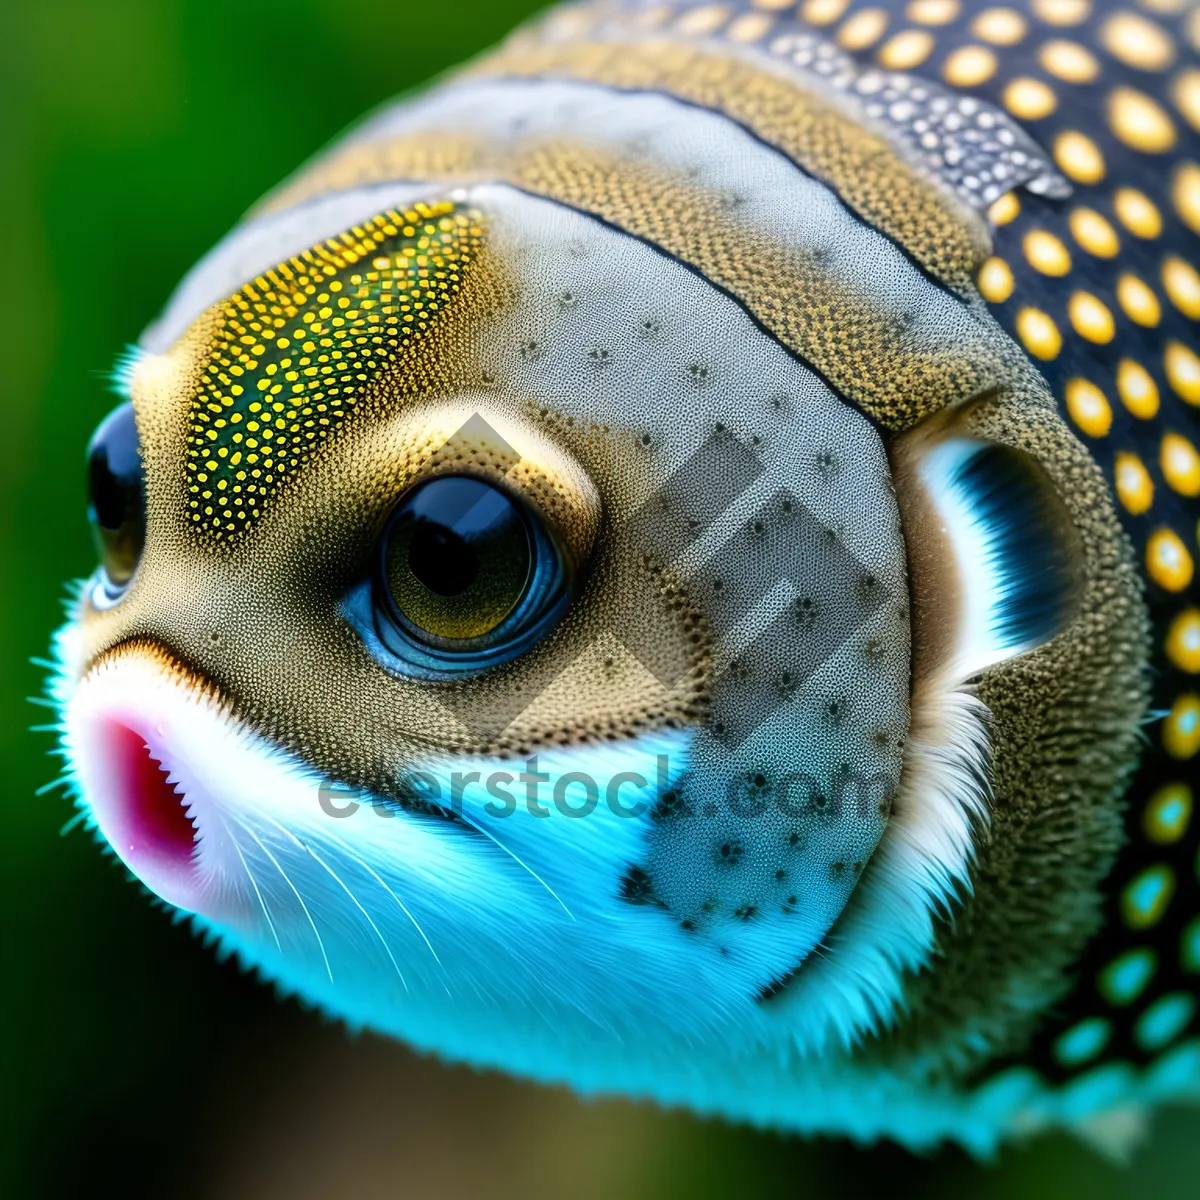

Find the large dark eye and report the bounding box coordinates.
[87,401,146,605]
[344,474,572,678]
[383,476,531,641]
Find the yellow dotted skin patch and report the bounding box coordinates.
[187,202,482,539]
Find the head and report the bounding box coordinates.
[51,2,1150,1125]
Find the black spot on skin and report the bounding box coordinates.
[853,861,863,875]
[783,895,799,912]
[786,831,803,848]
[680,919,696,932]
[652,788,686,825]
[716,840,745,867]
[775,868,787,882]
[688,362,709,383]
[619,866,662,907]
[831,861,846,880]
[735,905,758,921]
[794,597,817,630]
[640,432,653,447]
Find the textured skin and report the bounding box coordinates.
[53,0,1200,1154]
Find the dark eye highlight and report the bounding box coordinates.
[345,474,574,679]
[383,476,531,641]
[86,401,146,606]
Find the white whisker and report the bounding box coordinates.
[449,807,574,920]
[220,813,282,952]
[234,815,332,982]
[318,824,448,988]
[260,813,408,994]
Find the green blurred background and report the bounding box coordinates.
[3,1,1200,1196]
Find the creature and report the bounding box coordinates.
[49,0,1200,1157]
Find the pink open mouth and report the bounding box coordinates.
[88,717,206,912]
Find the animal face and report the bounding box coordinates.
[50,0,1196,1155]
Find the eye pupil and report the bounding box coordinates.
[407,524,479,597]
[86,401,145,593]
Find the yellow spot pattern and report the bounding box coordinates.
[1173,69,1200,134]
[970,7,1028,46]
[1024,228,1073,274]
[1068,290,1116,342]
[905,0,959,25]
[877,29,935,69]
[1116,450,1155,514]
[727,12,773,42]
[800,0,849,23]
[1162,254,1200,318]
[1147,527,1195,592]
[1065,378,1113,437]
[1068,207,1120,257]
[1118,358,1161,419]
[1162,432,1200,497]
[943,44,998,86]
[186,202,481,539]
[1101,12,1177,73]
[1016,306,1062,359]
[1166,608,1200,672]
[1039,39,1101,84]
[836,7,889,49]
[1031,0,1092,27]
[1165,341,1200,405]
[1003,77,1058,120]
[988,191,1020,225]
[1054,130,1106,183]
[977,256,1015,302]
[1116,272,1163,326]
[1164,693,1200,759]
[1108,86,1178,153]
[1113,186,1164,237]
[1171,162,1200,234]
